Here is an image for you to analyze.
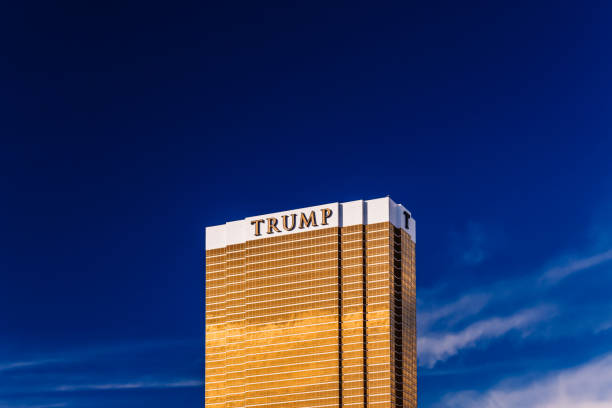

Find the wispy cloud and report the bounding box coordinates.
[54,379,201,392]
[540,248,612,284]
[450,222,491,266]
[0,402,67,408]
[418,306,555,368]
[419,293,491,332]
[595,319,612,334]
[437,352,612,408]
[0,338,201,405]
[0,338,192,374]
[419,246,612,368]
[0,359,60,373]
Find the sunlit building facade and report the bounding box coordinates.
[205,197,416,408]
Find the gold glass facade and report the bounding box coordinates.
[205,221,416,407]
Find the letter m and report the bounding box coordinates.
[299,211,318,229]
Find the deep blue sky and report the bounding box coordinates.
[2,1,612,407]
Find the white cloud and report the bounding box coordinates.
[437,352,612,408]
[0,339,200,401]
[541,248,612,284]
[0,339,190,375]
[417,246,612,367]
[419,293,491,332]
[418,306,554,368]
[595,319,612,334]
[0,402,67,408]
[54,379,201,392]
[0,359,61,373]
[450,222,490,266]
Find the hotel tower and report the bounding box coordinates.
[205,197,416,408]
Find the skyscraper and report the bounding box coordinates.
[205,197,416,408]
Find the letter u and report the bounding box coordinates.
[282,214,296,231]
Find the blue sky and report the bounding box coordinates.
[2,1,612,407]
